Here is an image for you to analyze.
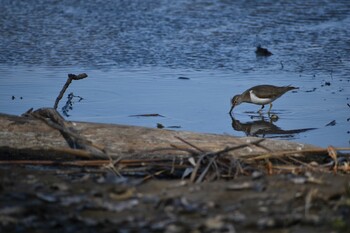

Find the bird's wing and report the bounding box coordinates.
[249,85,278,98]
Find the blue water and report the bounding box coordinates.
[0,0,349,147]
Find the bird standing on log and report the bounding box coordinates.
[229,85,298,115]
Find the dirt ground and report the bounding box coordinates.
[0,165,349,233]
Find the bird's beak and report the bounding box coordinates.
[229,105,234,115]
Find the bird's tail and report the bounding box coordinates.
[287,85,299,90]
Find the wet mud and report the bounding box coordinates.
[1,166,349,233]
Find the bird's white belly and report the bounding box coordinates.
[249,91,271,105]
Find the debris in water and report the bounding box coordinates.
[255,45,273,56]
[54,73,88,110]
[325,120,336,126]
[305,88,317,93]
[167,126,181,129]
[270,114,279,121]
[62,92,84,117]
[322,81,331,87]
[157,123,181,129]
[130,114,165,117]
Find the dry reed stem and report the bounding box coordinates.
[327,146,338,173]
[175,136,205,153]
[142,170,166,181]
[247,147,350,161]
[0,158,190,168]
[180,138,266,182]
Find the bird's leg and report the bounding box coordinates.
[267,103,273,114]
[258,105,264,114]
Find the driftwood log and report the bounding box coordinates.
[0,110,318,161]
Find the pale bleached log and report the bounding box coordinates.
[0,113,317,160]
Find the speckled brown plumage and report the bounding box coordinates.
[229,85,298,114]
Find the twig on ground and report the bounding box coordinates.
[190,152,209,183]
[175,136,205,153]
[29,108,107,159]
[327,146,338,173]
[305,189,318,217]
[184,138,266,182]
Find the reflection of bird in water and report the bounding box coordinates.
[230,115,316,138]
[229,85,298,115]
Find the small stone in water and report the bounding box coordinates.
[270,114,279,121]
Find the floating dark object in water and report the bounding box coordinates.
[324,81,331,86]
[255,45,273,56]
[54,73,88,110]
[129,113,165,117]
[11,95,25,100]
[325,120,336,126]
[178,77,190,80]
[305,88,317,93]
[270,114,278,121]
[167,126,181,129]
[156,123,181,129]
[62,92,84,117]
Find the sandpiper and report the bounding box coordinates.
[229,85,298,114]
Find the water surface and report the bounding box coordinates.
[0,0,349,147]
